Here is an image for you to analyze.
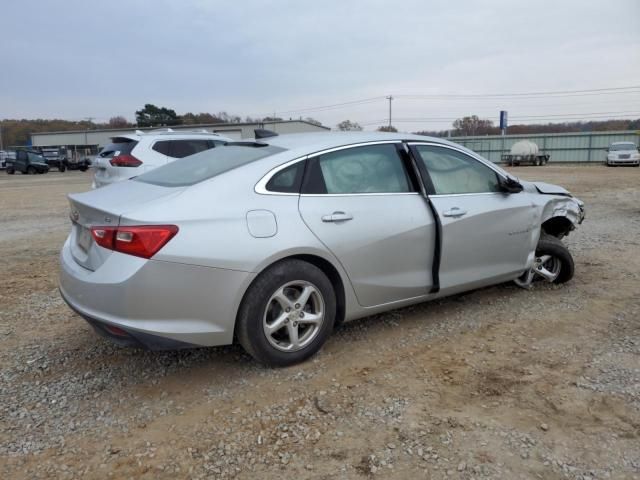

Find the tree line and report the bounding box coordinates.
[413,115,640,137]
[0,103,323,147]
[1,105,638,147]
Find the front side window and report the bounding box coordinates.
[414,145,501,195]
[302,144,413,194]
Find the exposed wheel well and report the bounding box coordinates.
[542,216,574,238]
[286,254,346,328]
[237,254,347,335]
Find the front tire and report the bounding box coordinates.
[535,235,574,284]
[59,165,66,172]
[27,166,36,174]
[515,235,575,287]
[6,168,14,175]
[236,259,336,366]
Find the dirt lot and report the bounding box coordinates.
[1,166,639,479]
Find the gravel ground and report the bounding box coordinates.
[1,166,639,479]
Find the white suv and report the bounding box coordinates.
[92,129,232,188]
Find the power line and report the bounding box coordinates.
[359,112,640,126]
[249,86,640,118]
[396,85,640,99]
[251,96,385,117]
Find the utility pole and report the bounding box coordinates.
[386,95,393,128]
[83,117,94,153]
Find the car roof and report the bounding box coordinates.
[111,130,232,142]
[261,131,454,154]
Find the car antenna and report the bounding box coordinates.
[254,129,278,139]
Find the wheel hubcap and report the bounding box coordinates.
[515,254,562,288]
[263,281,325,352]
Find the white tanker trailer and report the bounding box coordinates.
[501,140,550,166]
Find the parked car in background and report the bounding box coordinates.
[6,150,50,174]
[40,147,69,172]
[60,131,585,366]
[606,142,639,166]
[92,129,231,188]
[67,157,91,171]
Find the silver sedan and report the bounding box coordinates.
[59,132,585,365]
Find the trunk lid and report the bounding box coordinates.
[68,181,185,271]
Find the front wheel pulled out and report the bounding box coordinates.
[514,235,575,289]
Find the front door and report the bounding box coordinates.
[298,143,437,307]
[410,143,536,293]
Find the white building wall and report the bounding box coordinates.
[31,120,329,147]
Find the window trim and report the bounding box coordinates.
[255,140,408,196]
[407,142,508,197]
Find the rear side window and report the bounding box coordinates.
[152,139,221,158]
[168,140,212,158]
[265,161,305,193]
[152,141,171,156]
[99,138,138,158]
[136,145,286,187]
[302,144,413,194]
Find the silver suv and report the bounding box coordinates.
[92,129,232,188]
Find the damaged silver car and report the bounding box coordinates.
[60,132,584,366]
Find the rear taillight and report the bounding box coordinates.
[90,225,178,259]
[110,154,142,167]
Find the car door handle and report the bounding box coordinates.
[442,207,467,218]
[321,211,354,222]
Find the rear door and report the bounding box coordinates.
[410,143,536,292]
[298,142,436,307]
[94,138,139,185]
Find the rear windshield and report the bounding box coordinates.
[135,145,285,187]
[99,138,138,158]
[610,143,637,151]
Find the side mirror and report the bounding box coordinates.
[499,176,523,193]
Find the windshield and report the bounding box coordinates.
[135,145,286,187]
[610,143,637,151]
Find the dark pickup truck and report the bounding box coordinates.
[6,150,50,174]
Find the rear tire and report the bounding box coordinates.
[236,259,336,366]
[27,166,36,175]
[535,235,574,284]
[59,165,66,172]
[6,168,14,175]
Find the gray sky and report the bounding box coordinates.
[1,0,639,131]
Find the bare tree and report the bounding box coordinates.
[108,116,129,128]
[452,115,494,136]
[337,120,363,131]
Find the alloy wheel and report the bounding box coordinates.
[262,281,325,352]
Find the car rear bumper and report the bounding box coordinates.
[59,236,255,349]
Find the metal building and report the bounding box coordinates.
[30,119,330,160]
[451,130,639,163]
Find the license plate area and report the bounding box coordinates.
[77,226,92,252]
